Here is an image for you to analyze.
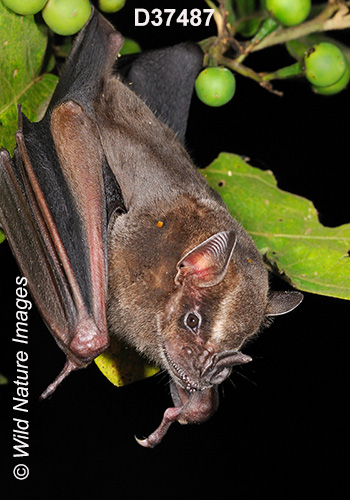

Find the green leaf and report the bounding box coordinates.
[202,153,350,300]
[94,336,159,387]
[0,2,58,155]
[0,373,8,385]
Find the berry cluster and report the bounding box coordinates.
[2,0,92,35]
[195,0,349,107]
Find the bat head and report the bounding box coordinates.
[154,229,303,434]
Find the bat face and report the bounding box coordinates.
[158,236,267,386]
[159,268,265,389]
[155,266,264,432]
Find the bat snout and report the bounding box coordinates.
[201,349,252,385]
[164,338,252,395]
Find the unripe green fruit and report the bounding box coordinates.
[1,0,48,15]
[98,0,125,14]
[304,42,347,87]
[120,38,141,55]
[312,61,350,95]
[195,67,236,107]
[266,0,311,27]
[42,0,91,36]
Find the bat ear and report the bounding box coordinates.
[175,231,237,287]
[266,290,304,316]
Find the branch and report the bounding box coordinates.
[250,1,350,53]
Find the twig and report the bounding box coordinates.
[250,1,350,53]
[217,56,284,95]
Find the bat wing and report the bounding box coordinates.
[0,9,124,398]
[0,104,110,399]
[116,42,203,143]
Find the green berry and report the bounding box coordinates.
[195,67,236,107]
[98,0,125,14]
[1,0,48,15]
[312,61,350,95]
[42,0,91,36]
[304,42,347,87]
[120,38,141,56]
[266,0,311,27]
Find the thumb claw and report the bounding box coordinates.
[39,358,79,400]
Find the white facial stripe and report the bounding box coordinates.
[210,295,234,342]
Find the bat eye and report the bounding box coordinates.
[185,312,201,333]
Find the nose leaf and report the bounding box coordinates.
[202,350,252,384]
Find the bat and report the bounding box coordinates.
[0,9,303,447]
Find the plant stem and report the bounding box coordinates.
[217,56,284,95]
[262,61,304,82]
[237,17,279,63]
[250,1,350,53]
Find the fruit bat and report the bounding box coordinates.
[0,9,303,447]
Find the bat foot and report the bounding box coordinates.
[39,358,82,400]
[135,406,182,448]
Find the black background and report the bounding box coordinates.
[1,1,349,499]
